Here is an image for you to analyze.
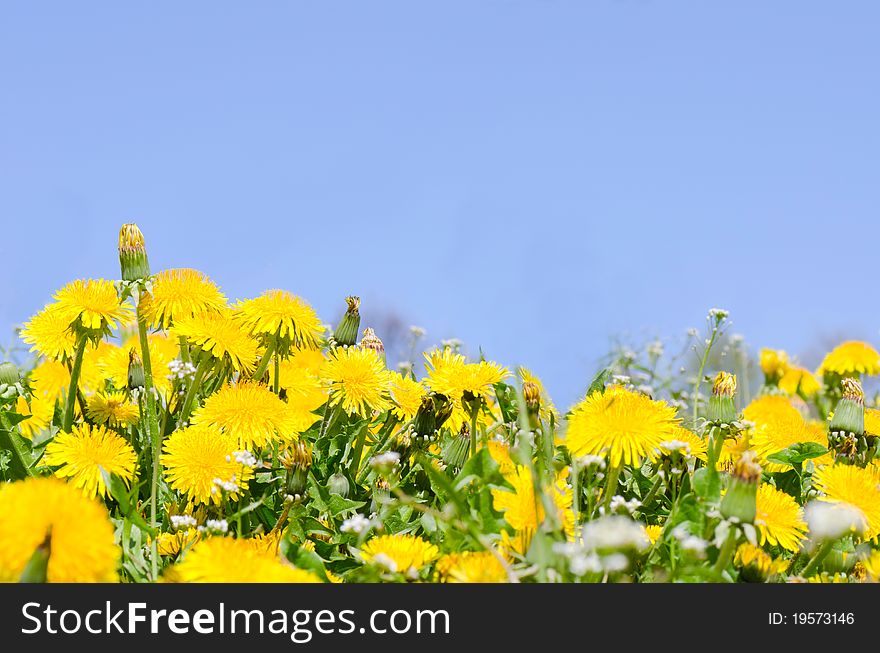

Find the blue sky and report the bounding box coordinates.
[2,1,879,408]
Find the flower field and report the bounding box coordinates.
[2,224,880,584]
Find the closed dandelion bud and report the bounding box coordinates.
[282,442,313,495]
[333,296,361,347]
[328,472,351,498]
[720,450,761,524]
[0,362,20,386]
[359,327,385,364]
[413,392,453,439]
[19,531,52,584]
[759,348,789,385]
[443,423,471,470]
[127,349,145,391]
[829,378,865,439]
[523,381,541,414]
[118,223,151,281]
[708,371,737,424]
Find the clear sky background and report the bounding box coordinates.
[2,1,879,409]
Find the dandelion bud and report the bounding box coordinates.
[413,392,453,439]
[720,450,761,524]
[127,349,145,391]
[443,423,471,470]
[118,223,151,281]
[523,381,541,415]
[19,530,52,583]
[759,348,789,385]
[708,371,737,424]
[829,378,865,439]
[281,442,312,495]
[359,327,385,364]
[0,362,20,386]
[333,296,361,347]
[328,472,351,498]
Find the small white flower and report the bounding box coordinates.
[570,553,603,576]
[804,501,867,543]
[341,514,371,535]
[370,452,401,469]
[170,515,198,530]
[582,516,649,552]
[601,553,630,573]
[233,450,258,467]
[371,552,398,572]
[409,326,427,338]
[708,308,729,321]
[577,455,606,470]
[680,535,708,556]
[212,477,239,493]
[199,519,229,534]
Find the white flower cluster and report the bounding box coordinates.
[804,501,867,544]
[370,452,401,470]
[409,326,427,339]
[167,359,197,382]
[577,455,606,470]
[340,513,372,535]
[212,475,239,494]
[599,495,642,516]
[658,440,691,455]
[169,514,198,531]
[199,519,229,534]
[708,308,729,321]
[582,516,650,552]
[670,525,708,557]
[229,450,258,467]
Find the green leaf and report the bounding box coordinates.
[766,442,828,466]
[325,495,366,518]
[693,467,721,503]
[587,368,612,397]
[453,447,505,491]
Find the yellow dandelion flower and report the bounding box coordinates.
[142,268,227,329]
[779,366,821,396]
[813,464,880,540]
[0,477,119,582]
[29,359,71,402]
[165,537,320,583]
[805,572,850,583]
[564,385,680,467]
[282,375,328,437]
[742,395,803,427]
[759,348,789,380]
[654,425,707,461]
[43,424,137,499]
[99,334,176,397]
[173,310,259,373]
[78,340,118,395]
[389,371,425,422]
[491,466,574,554]
[155,530,200,557]
[487,440,517,477]
[193,381,298,449]
[436,551,508,583]
[754,484,807,552]
[268,347,327,390]
[736,543,789,576]
[87,391,139,427]
[20,303,79,360]
[15,394,55,440]
[163,424,255,504]
[750,415,832,472]
[235,290,323,349]
[818,341,880,377]
[246,530,283,555]
[424,348,508,403]
[323,346,391,417]
[861,550,880,582]
[645,524,664,544]
[360,534,440,573]
[53,278,132,333]
[864,408,880,437]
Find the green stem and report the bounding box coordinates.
[602,463,622,513]
[273,350,280,395]
[713,527,738,577]
[571,460,580,525]
[61,334,88,432]
[136,299,161,581]
[350,421,370,476]
[692,327,720,426]
[252,337,276,381]
[177,335,191,364]
[640,475,664,509]
[801,540,835,578]
[469,405,479,459]
[177,355,213,427]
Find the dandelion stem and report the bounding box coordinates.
[469,404,479,459]
[692,326,720,426]
[713,526,738,577]
[273,350,280,395]
[252,337,276,381]
[177,355,213,427]
[177,335,191,364]
[640,475,664,509]
[350,420,370,476]
[602,463,622,513]
[801,540,835,578]
[136,297,162,581]
[61,333,88,432]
